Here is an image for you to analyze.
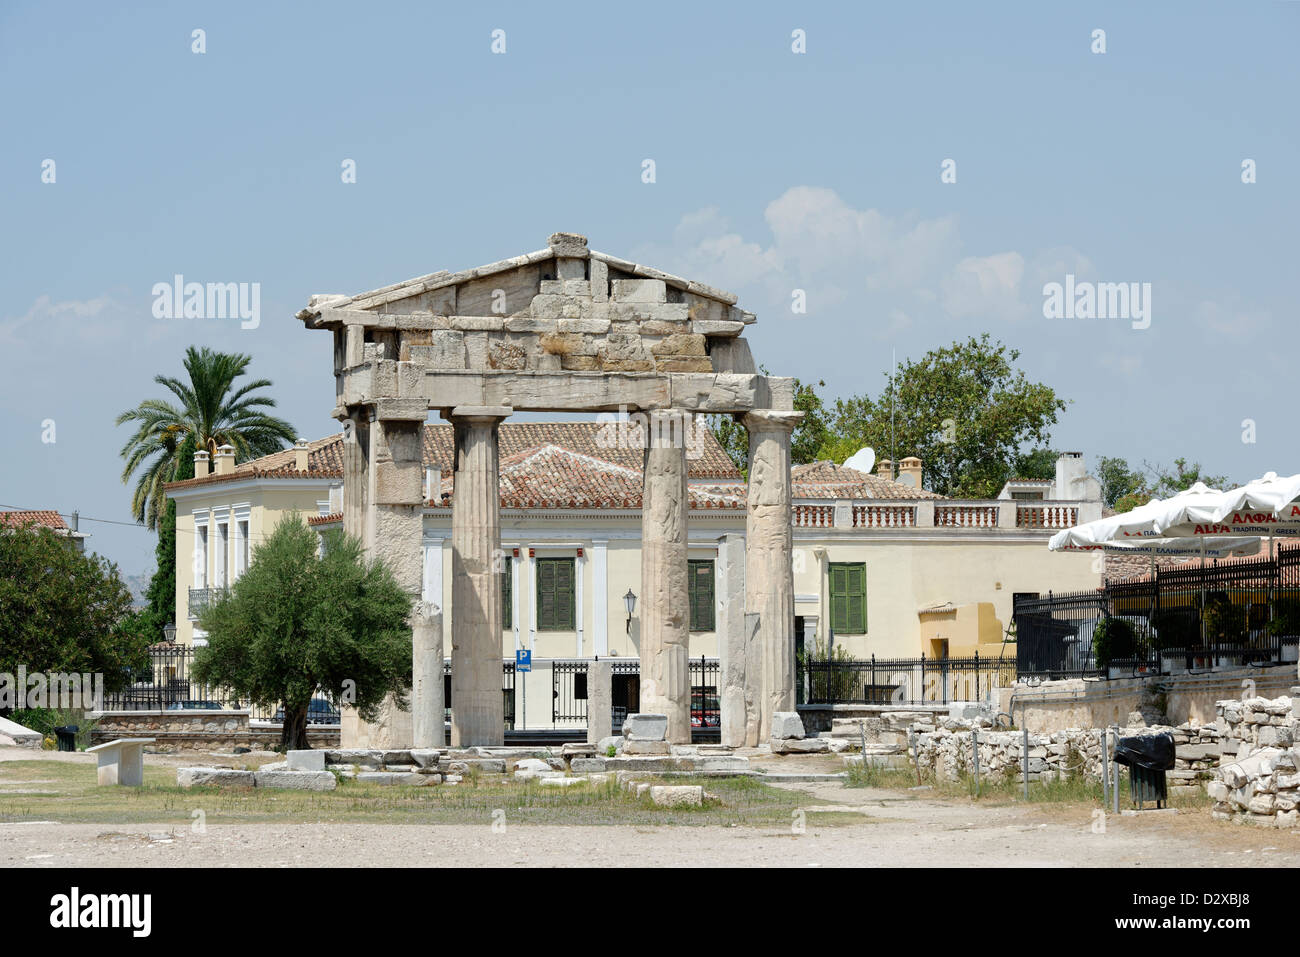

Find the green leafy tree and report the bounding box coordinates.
[136,433,197,645]
[1011,447,1058,481]
[0,525,150,703]
[1109,457,1230,514]
[709,373,830,476]
[814,335,1068,497]
[1146,457,1229,497]
[1095,456,1146,509]
[191,515,412,749]
[116,346,297,530]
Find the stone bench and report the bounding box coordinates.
[85,737,155,786]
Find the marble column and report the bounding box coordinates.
[743,410,803,742]
[717,532,760,748]
[639,409,691,744]
[448,406,510,747]
[363,413,425,748]
[411,601,444,748]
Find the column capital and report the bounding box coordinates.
[443,405,512,426]
[742,409,803,434]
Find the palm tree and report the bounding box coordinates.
[117,346,297,529]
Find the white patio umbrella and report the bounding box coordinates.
[1152,472,1300,555]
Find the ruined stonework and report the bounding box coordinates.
[298,232,798,747]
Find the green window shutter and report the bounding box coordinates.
[535,558,575,631]
[828,563,866,634]
[688,560,715,632]
[557,559,575,630]
[847,563,867,634]
[537,559,554,630]
[501,559,512,630]
[830,564,849,635]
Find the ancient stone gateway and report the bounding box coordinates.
[296,232,799,748]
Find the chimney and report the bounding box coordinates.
[328,482,343,514]
[898,456,922,489]
[213,444,236,476]
[425,466,442,503]
[1054,451,1085,500]
[194,449,210,478]
[294,439,310,472]
[876,458,893,480]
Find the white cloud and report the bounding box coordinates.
[941,252,1026,320]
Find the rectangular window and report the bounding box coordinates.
[535,557,575,631]
[688,559,715,632]
[237,520,250,577]
[829,562,867,635]
[502,559,512,630]
[195,526,209,589]
[215,523,229,588]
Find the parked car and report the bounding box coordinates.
[273,698,341,725]
[690,691,720,728]
[165,700,225,711]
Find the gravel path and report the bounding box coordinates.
[4,777,1298,868]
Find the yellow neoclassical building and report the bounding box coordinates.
[165,425,1102,674]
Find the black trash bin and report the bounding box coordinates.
[1112,732,1175,809]
[53,725,79,752]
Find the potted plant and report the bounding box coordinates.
[1093,616,1137,679]
[1203,592,1246,669]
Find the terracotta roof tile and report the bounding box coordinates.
[790,461,945,500]
[166,422,741,493]
[0,509,68,530]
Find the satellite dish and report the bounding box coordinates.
[843,447,875,475]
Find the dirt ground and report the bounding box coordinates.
[3,746,1298,868]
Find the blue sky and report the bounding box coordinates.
[2,1,1297,577]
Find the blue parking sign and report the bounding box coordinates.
[515,649,532,672]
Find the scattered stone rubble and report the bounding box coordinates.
[1209,694,1298,828]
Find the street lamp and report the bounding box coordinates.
[163,622,177,643]
[623,588,637,634]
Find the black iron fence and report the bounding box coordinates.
[1014,545,1300,679]
[100,645,341,723]
[797,652,1017,706]
[550,656,720,741]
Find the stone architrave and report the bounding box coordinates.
[743,410,803,742]
[639,410,691,744]
[587,659,613,745]
[411,601,444,748]
[448,406,510,747]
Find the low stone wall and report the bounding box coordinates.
[89,710,339,752]
[1209,694,1298,828]
[911,718,1222,792]
[1003,667,1298,733]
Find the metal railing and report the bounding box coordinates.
[550,656,720,740]
[1014,544,1300,679]
[99,645,340,723]
[187,586,227,619]
[797,652,1017,706]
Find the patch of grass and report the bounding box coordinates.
[0,760,826,829]
[9,708,99,750]
[844,759,1212,810]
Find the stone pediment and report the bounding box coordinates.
[297,232,759,381]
